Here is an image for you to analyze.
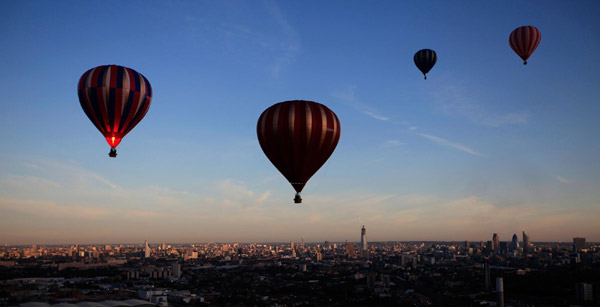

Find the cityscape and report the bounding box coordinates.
[1,226,599,306]
[2,1,600,307]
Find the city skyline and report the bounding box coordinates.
[0,227,592,246]
[1,1,600,244]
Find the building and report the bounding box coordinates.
[484,262,490,290]
[576,283,593,302]
[496,277,504,307]
[511,234,519,251]
[171,262,181,278]
[499,242,508,254]
[144,241,151,258]
[522,231,531,253]
[486,241,493,254]
[315,250,322,262]
[492,233,499,252]
[573,237,586,251]
[360,225,368,259]
[345,241,355,257]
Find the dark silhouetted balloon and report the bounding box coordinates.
[414,49,437,80]
[509,26,541,65]
[257,100,341,203]
[78,65,152,158]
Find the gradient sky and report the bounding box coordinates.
[1,1,599,244]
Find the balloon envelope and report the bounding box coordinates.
[414,49,437,80]
[78,65,152,156]
[257,100,341,202]
[509,26,541,65]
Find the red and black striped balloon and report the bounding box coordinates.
[509,26,541,65]
[78,65,152,157]
[257,100,341,203]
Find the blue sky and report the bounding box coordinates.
[1,1,599,244]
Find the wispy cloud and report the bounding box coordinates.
[417,133,482,156]
[555,175,569,183]
[433,85,528,127]
[384,140,404,146]
[0,198,111,220]
[331,86,389,121]
[263,0,300,77]
[363,111,390,121]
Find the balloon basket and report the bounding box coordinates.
[294,193,302,204]
[109,148,117,158]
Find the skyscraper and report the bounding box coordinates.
[360,225,368,259]
[496,277,505,307]
[144,240,151,258]
[511,234,519,251]
[492,233,499,252]
[573,237,586,251]
[522,231,531,253]
[484,261,490,290]
[345,240,355,257]
[576,283,593,302]
[171,262,181,278]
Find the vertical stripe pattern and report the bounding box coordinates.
[413,49,437,79]
[257,100,341,194]
[78,65,152,148]
[509,26,541,64]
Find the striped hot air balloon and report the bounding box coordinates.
[509,26,541,65]
[414,49,437,80]
[78,65,152,157]
[257,100,341,203]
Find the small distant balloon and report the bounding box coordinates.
[414,49,437,80]
[257,100,341,204]
[78,65,152,158]
[509,26,541,65]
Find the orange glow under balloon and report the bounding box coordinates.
[105,134,123,148]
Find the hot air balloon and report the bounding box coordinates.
[78,65,152,157]
[257,100,341,203]
[509,26,541,65]
[414,49,437,80]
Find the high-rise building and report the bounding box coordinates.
[522,231,531,253]
[484,261,491,290]
[171,262,181,278]
[464,241,470,249]
[492,233,499,252]
[576,283,593,302]
[345,240,355,257]
[496,277,505,307]
[499,242,508,254]
[573,237,586,251]
[360,225,368,259]
[511,234,519,251]
[144,240,151,258]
